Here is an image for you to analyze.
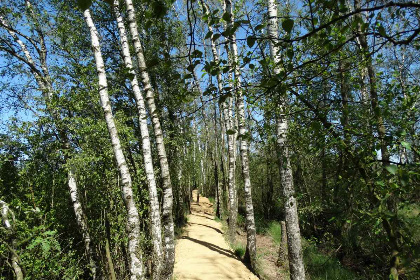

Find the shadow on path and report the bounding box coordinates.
[191,213,214,220]
[189,222,224,234]
[180,236,238,260]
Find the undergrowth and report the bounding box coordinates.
[303,239,359,279]
[232,242,246,259]
[263,221,360,279]
[267,221,282,245]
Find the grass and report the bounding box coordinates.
[260,222,360,279]
[232,242,246,259]
[303,239,360,280]
[267,221,282,245]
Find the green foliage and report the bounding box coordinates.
[267,222,282,244]
[282,18,294,33]
[303,239,359,280]
[232,243,246,259]
[76,0,92,11]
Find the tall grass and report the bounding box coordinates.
[232,242,246,259]
[266,222,360,279]
[267,222,282,244]
[303,239,360,279]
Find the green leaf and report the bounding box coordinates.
[282,19,294,33]
[152,1,168,18]
[126,73,136,81]
[212,33,221,41]
[222,12,231,22]
[147,58,159,68]
[219,93,232,104]
[205,31,213,39]
[183,73,192,80]
[255,24,265,31]
[385,165,397,175]
[187,64,196,72]
[378,25,386,37]
[247,36,256,48]
[401,141,411,150]
[191,49,203,58]
[226,129,236,135]
[77,0,92,11]
[286,49,294,59]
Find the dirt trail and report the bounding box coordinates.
[174,190,259,280]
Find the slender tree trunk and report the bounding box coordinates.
[267,0,306,278]
[196,74,212,200]
[354,1,399,278]
[214,105,223,219]
[224,0,257,269]
[68,168,97,277]
[83,9,144,280]
[113,2,164,278]
[200,0,238,242]
[276,221,288,268]
[1,201,24,280]
[105,215,117,280]
[123,2,175,277]
[0,12,97,278]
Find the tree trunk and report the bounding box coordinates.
[1,200,24,280]
[354,1,399,278]
[277,221,288,268]
[105,215,117,280]
[213,106,223,219]
[113,2,164,278]
[267,0,306,278]
[83,9,144,280]
[68,169,97,278]
[224,0,257,269]
[123,1,175,277]
[200,0,237,242]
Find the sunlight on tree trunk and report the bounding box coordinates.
[83,9,144,280]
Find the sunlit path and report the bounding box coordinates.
[174,190,258,280]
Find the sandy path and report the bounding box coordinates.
[174,190,259,280]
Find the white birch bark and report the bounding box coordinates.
[68,168,97,277]
[267,0,306,278]
[0,12,96,278]
[123,1,175,277]
[1,200,24,280]
[200,0,238,242]
[113,2,163,278]
[224,0,257,269]
[83,9,144,280]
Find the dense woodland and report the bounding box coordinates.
[0,0,419,279]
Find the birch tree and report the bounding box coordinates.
[1,200,24,280]
[83,8,144,279]
[123,1,175,277]
[266,0,305,278]
[353,0,399,278]
[112,1,164,278]
[199,0,238,243]
[224,0,257,270]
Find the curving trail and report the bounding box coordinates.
[174,190,258,280]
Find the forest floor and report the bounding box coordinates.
[173,190,259,280]
[235,229,287,279]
